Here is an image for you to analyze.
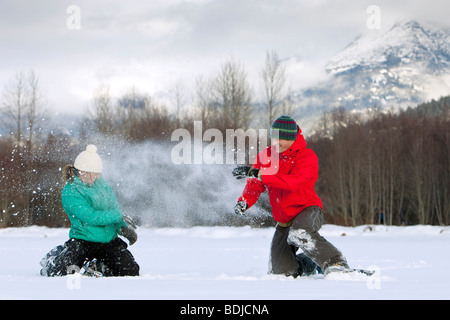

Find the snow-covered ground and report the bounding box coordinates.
[0,224,449,300]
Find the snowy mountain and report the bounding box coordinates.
[326,20,450,75]
[293,20,450,119]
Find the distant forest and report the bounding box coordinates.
[0,65,449,228]
[309,96,450,226]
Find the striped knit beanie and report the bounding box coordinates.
[270,116,298,140]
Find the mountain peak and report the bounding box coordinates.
[325,20,450,75]
[390,19,422,30]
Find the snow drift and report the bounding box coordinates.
[1,224,449,300]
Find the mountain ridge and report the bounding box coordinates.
[292,19,450,122]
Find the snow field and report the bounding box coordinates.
[0,224,449,300]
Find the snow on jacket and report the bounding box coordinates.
[238,128,323,224]
[61,175,127,243]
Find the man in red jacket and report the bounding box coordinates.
[233,116,348,277]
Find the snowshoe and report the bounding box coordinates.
[80,258,113,277]
[40,245,113,277]
[40,245,67,276]
[81,259,103,277]
[324,263,375,277]
[345,268,375,276]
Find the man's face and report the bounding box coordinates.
[271,138,295,153]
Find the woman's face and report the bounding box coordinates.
[78,171,100,185]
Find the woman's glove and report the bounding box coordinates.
[120,227,138,245]
[123,214,137,229]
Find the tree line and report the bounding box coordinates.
[1,57,449,227]
[87,53,294,140]
[309,98,450,226]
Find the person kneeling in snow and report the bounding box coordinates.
[40,145,139,277]
[233,116,349,277]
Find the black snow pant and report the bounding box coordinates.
[44,237,140,277]
[269,206,347,276]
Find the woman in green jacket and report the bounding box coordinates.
[41,145,139,277]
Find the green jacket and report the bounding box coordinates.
[61,175,127,243]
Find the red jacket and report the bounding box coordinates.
[238,129,322,223]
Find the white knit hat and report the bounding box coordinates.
[74,144,103,173]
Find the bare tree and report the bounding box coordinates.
[116,86,145,138]
[2,71,26,145]
[261,51,286,127]
[136,95,172,140]
[90,84,115,135]
[26,70,48,146]
[212,58,253,130]
[1,70,47,147]
[1,70,48,226]
[407,120,432,224]
[168,79,187,127]
[193,75,216,128]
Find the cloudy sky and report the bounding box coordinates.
[1,0,449,115]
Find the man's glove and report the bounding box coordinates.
[232,166,260,180]
[234,201,248,216]
[232,166,251,179]
[120,226,138,245]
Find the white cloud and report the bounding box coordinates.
[283,57,330,90]
[1,0,450,115]
[133,18,187,38]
